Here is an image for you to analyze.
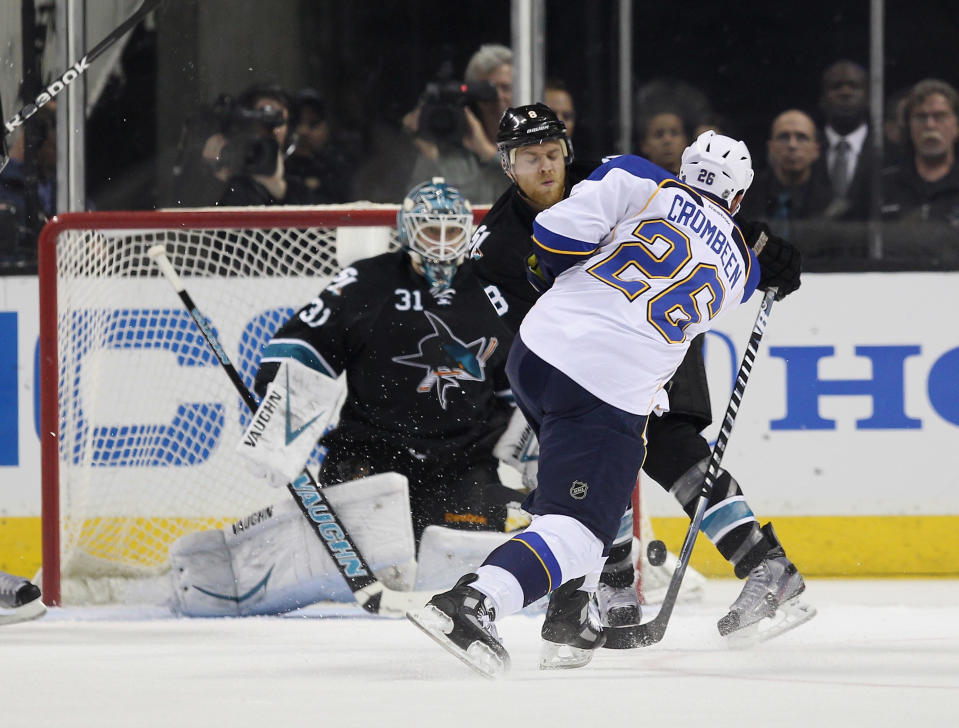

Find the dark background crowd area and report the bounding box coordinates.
[4,0,959,275]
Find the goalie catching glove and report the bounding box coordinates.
[738,218,802,301]
[236,359,345,487]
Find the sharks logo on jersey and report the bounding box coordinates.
[392,311,498,409]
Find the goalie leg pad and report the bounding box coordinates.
[170,472,416,616]
[493,408,539,491]
[414,526,516,592]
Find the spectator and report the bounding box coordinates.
[815,60,873,219]
[544,79,576,139]
[0,104,57,269]
[638,109,688,173]
[739,109,833,234]
[168,96,237,207]
[464,43,514,144]
[883,86,912,165]
[284,88,355,203]
[881,79,959,229]
[694,111,726,137]
[406,45,513,204]
[634,77,712,145]
[217,83,315,206]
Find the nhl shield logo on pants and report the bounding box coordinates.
[569,480,588,500]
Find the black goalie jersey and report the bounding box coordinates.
[255,251,515,464]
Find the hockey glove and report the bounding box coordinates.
[526,252,552,294]
[739,219,802,301]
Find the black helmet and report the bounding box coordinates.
[496,103,573,173]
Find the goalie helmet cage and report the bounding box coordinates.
[37,205,496,606]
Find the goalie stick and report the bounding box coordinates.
[604,288,778,649]
[1,0,163,171]
[148,244,432,617]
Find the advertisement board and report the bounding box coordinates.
[2,273,956,575]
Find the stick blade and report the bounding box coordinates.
[602,619,662,649]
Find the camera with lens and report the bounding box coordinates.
[418,77,497,147]
[174,95,287,181]
[219,99,287,177]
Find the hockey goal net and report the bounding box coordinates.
[39,205,498,606]
[38,204,690,608]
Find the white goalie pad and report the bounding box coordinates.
[236,359,346,487]
[414,525,515,592]
[493,408,539,490]
[170,472,415,617]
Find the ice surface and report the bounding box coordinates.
[2,579,957,727]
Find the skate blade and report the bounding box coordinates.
[406,606,509,679]
[539,640,596,670]
[0,598,46,626]
[724,598,817,649]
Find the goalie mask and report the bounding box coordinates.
[679,130,754,215]
[397,178,473,290]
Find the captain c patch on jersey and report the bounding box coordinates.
[391,311,498,409]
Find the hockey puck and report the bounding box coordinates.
[647,539,667,567]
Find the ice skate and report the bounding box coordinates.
[0,572,46,626]
[539,578,605,670]
[596,580,641,627]
[407,574,510,679]
[718,525,816,645]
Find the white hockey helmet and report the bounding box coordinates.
[679,130,754,212]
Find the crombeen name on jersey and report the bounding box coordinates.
[666,193,743,288]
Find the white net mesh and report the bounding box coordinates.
[43,206,404,604]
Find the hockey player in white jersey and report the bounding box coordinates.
[0,570,45,625]
[408,131,806,677]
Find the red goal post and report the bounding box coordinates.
[37,205,491,605]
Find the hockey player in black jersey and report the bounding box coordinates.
[254,179,526,541]
[462,104,812,669]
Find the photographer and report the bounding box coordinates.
[284,88,356,203]
[0,104,57,271]
[168,96,237,207]
[404,46,513,204]
[216,83,316,207]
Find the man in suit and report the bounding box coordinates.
[816,60,873,220]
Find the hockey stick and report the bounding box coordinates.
[148,245,433,617]
[0,94,7,171]
[604,287,778,649]
[2,0,162,147]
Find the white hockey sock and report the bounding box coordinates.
[472,565,525,618]
[473,514,605,618]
